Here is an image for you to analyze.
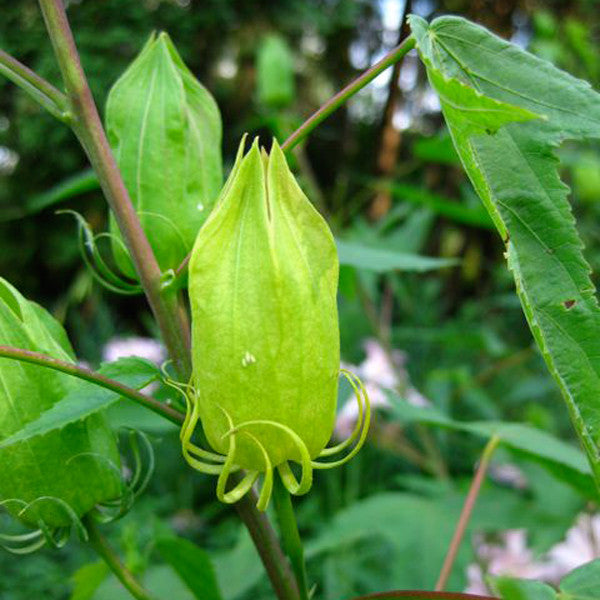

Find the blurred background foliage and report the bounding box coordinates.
[1,0,600,598]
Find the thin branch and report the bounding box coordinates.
[37,0,191,379]
[85,516,157,600]
[174,252,191,281]
[0,48,70,122]
[281,36,416,152]
[234,484,301,600]
[435,436,501,592]
[0,345,184,425]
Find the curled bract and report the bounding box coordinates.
[181,138,370,510]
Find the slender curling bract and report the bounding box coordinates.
[106,32,222,279]
[0,279,121,529]
[183,138,370,509]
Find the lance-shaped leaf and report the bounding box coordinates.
[410,14,600,488]
[106,32,222,278]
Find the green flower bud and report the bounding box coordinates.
[181,138,369,510]
[0,279,121,534]
[106,32,223,279]
[256,35,296,109]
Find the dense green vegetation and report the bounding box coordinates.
[1,1,600,599]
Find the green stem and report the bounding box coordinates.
[281,35,416,151]
[85,517,157,600]
[37,0,191,379]
[0,49,70,122]
[234,484,301,600]
[435,436,501,592]
[272,476,310,600]
[0,345,184,425]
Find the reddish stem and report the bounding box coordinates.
[435,436,501,591]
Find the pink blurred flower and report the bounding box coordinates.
[103,336,167,365]
[335,339,429,438]
[464,513,600,593]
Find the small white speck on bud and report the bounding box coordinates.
[197,203,204,211]
[241,351,256,367]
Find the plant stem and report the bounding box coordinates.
[281,35,416,152]
[272,476,310,600]
[234,484,301,600]
[85,516,157,600]
[37,0,191,379]
[0,345,184,425]
[0,49,70,122]
[435,436,501,592]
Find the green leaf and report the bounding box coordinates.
[493,577,556,600]
[26,169,99,215]
[493,559,600,600]
[387,397,595,496]
[93,566,195,600]
[306,492,468,590]
[410,14,600,489]
[212,529,263,600]
[413,131,461,165]
[70,562,109,600]
[305,488,545,593]
[560,559,600,597]
[336,239,458,272]
[0,357,160,449]
[376,180,494,229]
[156,537,223,600]
[0,169,100,222]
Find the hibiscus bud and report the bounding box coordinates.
[106,32,223,279]
[181,138,369,510]
[256,34,296,109]
[0,279,121,533]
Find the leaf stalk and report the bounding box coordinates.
[281,35,416,151]
[0,49,70,122]
[85,516,157,600]
[0,345,184,425]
